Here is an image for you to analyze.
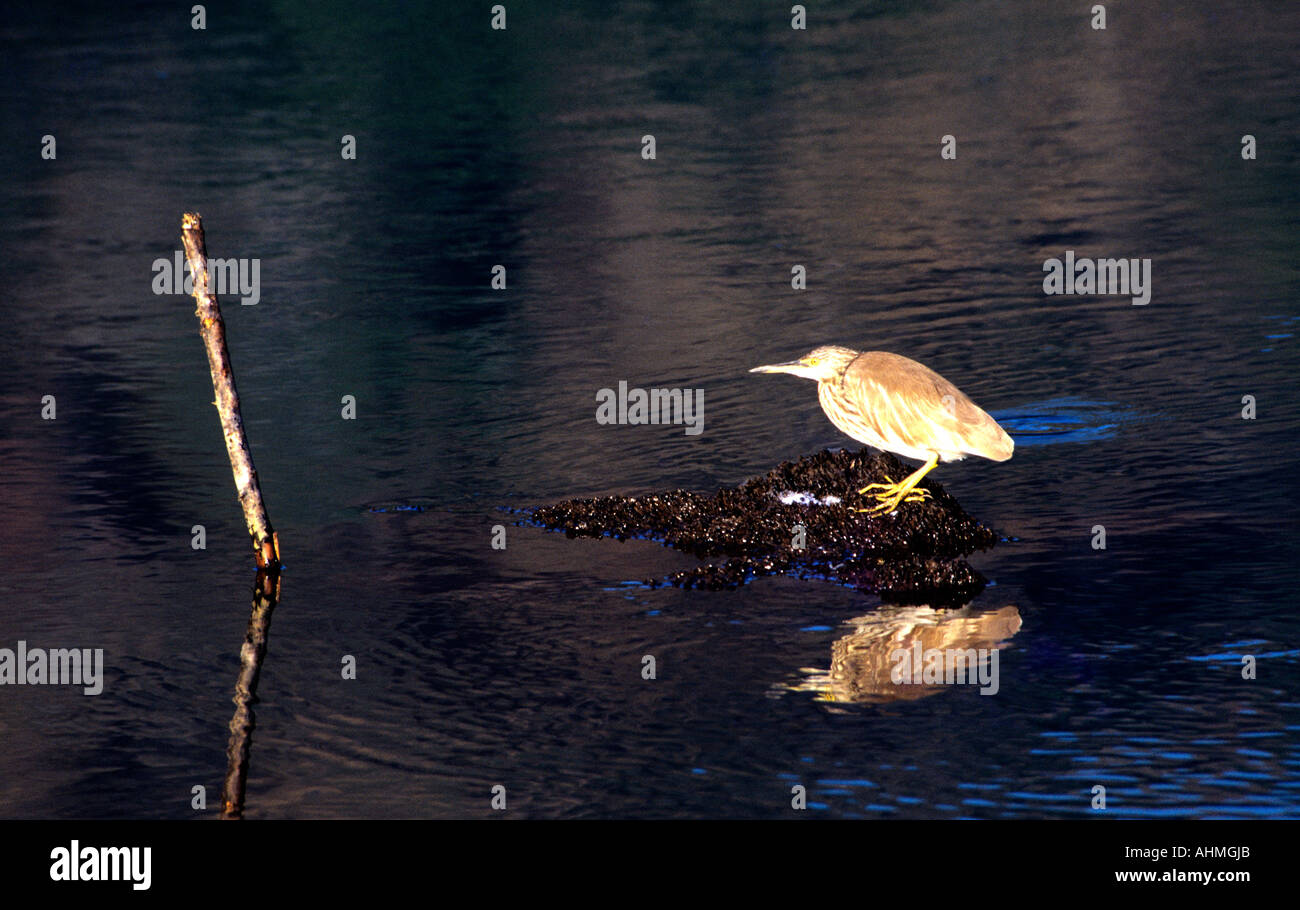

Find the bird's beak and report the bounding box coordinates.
[749,359,804,374]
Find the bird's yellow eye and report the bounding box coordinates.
[808,358,820,365]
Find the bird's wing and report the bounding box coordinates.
[849,352,1013,461]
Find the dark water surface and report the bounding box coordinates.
[1,1,1297,818]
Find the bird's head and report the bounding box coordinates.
[749,345,859,383]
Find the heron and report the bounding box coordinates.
[749,345,1013,514]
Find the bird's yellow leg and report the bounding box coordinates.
[854,454,939,514]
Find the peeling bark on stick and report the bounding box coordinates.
[180,212,280,570]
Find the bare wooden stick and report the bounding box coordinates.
[180,212,280,569]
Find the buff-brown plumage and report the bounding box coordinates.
[750,345,1012,513]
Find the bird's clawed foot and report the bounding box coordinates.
[853,476,932,514]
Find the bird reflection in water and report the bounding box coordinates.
[776,605,1022,707]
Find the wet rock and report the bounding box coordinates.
[528,449,1000,603]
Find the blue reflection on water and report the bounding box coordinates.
[992,398,1144,446]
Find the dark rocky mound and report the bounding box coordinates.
[528,449,1001,604]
